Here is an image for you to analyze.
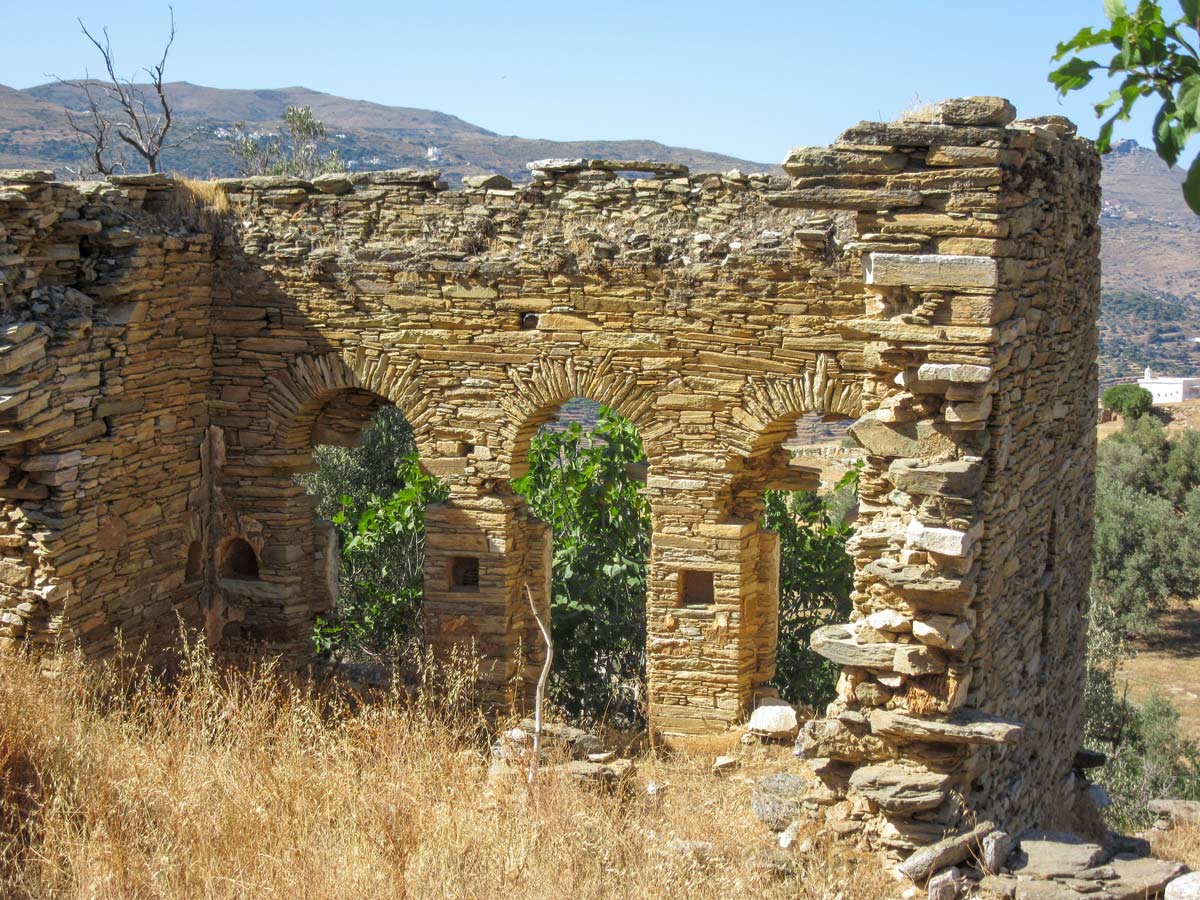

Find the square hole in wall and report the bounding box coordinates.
[679,569,715,606]
[519,312,540,330]
[450,556,480,592]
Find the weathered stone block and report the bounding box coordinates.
[864,253,998,289]
[849,764,952,813]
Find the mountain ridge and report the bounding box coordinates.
[2,80,771,183]
[2,81,1197,384]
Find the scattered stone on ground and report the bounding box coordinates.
[778,821,804,850]
[903,829,1194,900]
[898,821,996,883]
[1167,872,1200,900]
[751,773,810,831]
[1150,799,1200,830]
[1009,831,1107,879]
[558,757,635,785]
[747,698,799,740]
[927,866,965,900]
[516,719,604,758]
[712,755,739,775]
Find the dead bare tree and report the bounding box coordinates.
[56,8,181,177]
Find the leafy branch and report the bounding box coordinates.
[1050,0,1200,211]
[227,106,346,179]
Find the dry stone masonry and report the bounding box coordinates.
[0,96,1101,857]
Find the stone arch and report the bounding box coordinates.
[733,355,864,464]
[266,347,433,458]
[721,355,864,518]
[703,355,865,702]
[496,356,663,479]
[217,536,260,579]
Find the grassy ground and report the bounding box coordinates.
[0,645,895,900]
[1119,598,1200,742]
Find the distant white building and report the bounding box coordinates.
[1137,367,1200,404]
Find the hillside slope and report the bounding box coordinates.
[2,81,771,183]
[1100,140,1200,299]
[3,81,1198,383]
[1097,141,1200,383]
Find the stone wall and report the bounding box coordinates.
[0,174,213,659]
[0,96,1101,853]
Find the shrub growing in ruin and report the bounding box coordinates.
[765,472,857,709]
[227,106,346,178]
[299,407,448,661]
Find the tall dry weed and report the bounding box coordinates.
[161,177,235,238]
[0,640,893,900]
[1152,820,1200,872]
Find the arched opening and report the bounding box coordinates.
[185,539,204,583]
[738,411,861,710]
[218,537,260,579]
[511,397,651,727]
[294,398,447,662]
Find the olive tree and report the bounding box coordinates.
[1102,383,1155,418]
[227,106,345,178]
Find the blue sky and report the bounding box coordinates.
[0,0,1163,165]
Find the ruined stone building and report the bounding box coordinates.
[0,97,1101,853]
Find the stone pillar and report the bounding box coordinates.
[741,522,781,692]
[423,491,551,709]
[644,458,785,734]
[789,98,1100,854]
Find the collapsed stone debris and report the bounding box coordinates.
[0,96,1102,862]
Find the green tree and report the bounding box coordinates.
[764,468,858,709]
[1088,691,1200,830]
[513,408,651,725]
[1085,414,1200,826]
[1091,473,1193,636]
[228,105,345,178]
[1102,383,1154,419]
[297,407,448,661]
[1050,0,1200,212]
[313,454,448,660]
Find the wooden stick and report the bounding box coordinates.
[525,582,552,785]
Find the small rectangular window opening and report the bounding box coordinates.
[519,312,540,331]
[450,556,480,592]
[680,569,715,606]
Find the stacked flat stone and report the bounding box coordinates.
[0,95,1101,861]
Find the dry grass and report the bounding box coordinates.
[162,177,235,236]
[1152,820,1200,871]
[0,641,894,900]
[1119,598,1200,741]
